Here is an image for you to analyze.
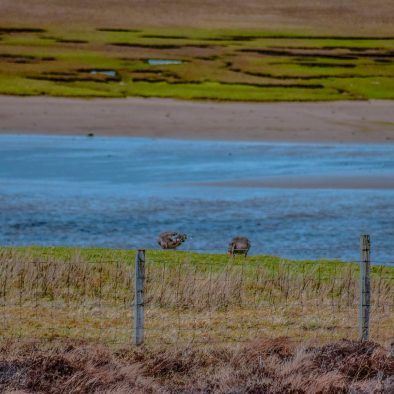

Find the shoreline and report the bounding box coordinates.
[0,96,394,143]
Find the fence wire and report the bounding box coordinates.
[142,253,393,345]
[0,249,393,346]
[0,253,134,344]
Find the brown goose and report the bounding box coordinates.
[228,236,251,257]
[158,231,187,250]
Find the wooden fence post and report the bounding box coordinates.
[134,249,145,345]
[359,235,370,341]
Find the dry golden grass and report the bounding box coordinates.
[0,247,393,347]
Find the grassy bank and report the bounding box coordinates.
[1,247,393,346]
[1,27,394,101]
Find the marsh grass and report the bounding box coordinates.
[0,247,393,346]
[0,26,394,100]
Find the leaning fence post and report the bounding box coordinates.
[134,249,145,345]
[359,234,370,341]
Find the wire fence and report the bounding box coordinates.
[0,254,134,344]
[0,246,393,346]
[141,252,393,345]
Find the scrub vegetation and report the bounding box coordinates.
[0,338,393,393]
[1,27,394,101]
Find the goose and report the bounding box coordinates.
[158,231,187,250]
[228,236,251,257]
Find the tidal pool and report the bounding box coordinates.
[147,59,184,65]
[89,69,117,77]
[0,134,393,264]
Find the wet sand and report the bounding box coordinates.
[195,175,394,190]
[0,96,394,143]
[2,0,394,35]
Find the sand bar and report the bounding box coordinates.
[194,175,394,190]
[0,96,394,143]
[2,0,394,35]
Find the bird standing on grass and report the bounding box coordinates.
[228,236,251,257]
[158,232,187,250]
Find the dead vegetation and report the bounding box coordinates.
[0,338,393,393]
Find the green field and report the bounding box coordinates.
[1,27,394,101]
[1,246,393,346]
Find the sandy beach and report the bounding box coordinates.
[0,96,394,143]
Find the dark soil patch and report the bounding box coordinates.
[322,46,381,51]
[132,77,168,83]
[111,43,213,49]
[44,72,77,76]
[0,53,36,61]
[27,76,110,83]
[352,51,394,58]
[374,58,393,63]
[255,35,394,40]
[219,81,325,89]
[202,35,394,43]
[204,37,230,41]
[39,35,58,41]
[97,28,140,33]
[251,46,394,58]
[133,69,163,74]
[141,35,189,39]
[223,35,260,41]
[134,78,326,89]
[240,48,359,60]
[28,69,120,83]
[185,44,216,49]
[298,62,356,68]
[271,46,387,52]
[56,39,88,44]
[111,43,180,49]
[229,66,387,80]
[194,55,219,61]
[0,27,46,34]
[0,54,55,64]
[205,35,260,42]
[132,78,200,84]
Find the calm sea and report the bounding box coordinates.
[0,134,393,265]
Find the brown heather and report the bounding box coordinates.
[0,338,393,393]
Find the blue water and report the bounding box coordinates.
[90,70,117,77]
[0,134,393,264]
[147,59,183,65]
